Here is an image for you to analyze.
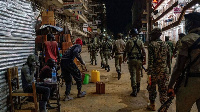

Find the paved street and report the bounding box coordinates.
[47,46,197,112]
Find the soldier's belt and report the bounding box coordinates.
[188,73,200,77]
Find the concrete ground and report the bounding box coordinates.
[48,46,198,112]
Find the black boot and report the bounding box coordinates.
[39,101,47,112]
[91,61,93,65]
[105,65,107,70]
[95,61,97,65]
[137,83,140,93]
[107,65,110,72]
[130,86,137,97]
[101,63,105,69]
[117,70,121,80]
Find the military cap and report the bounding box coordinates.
[151,28,162,34]
[184,12,200,21]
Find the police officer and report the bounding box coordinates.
[112,33,126,80]
[168,12,200,112]
[102,36,112,72]
[123,28,146,97]
[147,28,170,111]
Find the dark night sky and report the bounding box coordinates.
[105,0,134,35]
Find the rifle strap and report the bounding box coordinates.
[128,39,142,59]
[184,35,200,87]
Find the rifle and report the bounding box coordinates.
[141,65,146,77]
[158,72,184,112]
[159,36,200,111]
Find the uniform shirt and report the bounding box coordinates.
[148,39,169,75]
[178,28,200,73]
[44,41,59,63]
[113,39,126,54]
[39,65,51,82]
[62,44,84,65]
[102,41,112,51]
[125,37,144,58]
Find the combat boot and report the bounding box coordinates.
[117,70,121,80]
[105,66,107,70]
[107,65,110,72]
[130,86,137,97]
[91,60,93,65]
[95,60,97,65]
[137,83,140,93]
[147,101,156,111]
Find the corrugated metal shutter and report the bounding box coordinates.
[0,0,36,111]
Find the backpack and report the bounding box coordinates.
[128,39,142,59]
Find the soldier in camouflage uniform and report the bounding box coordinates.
[165,36,174,74]
[89,39,98,65]
[168,12,200,112]
[102,36,112,72]
[172,33,185,58]
[147,28,170,111]
[123,28,146,97]
[98,35,105,68]
[112,33,126,80]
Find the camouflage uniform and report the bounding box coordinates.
[89,40,98,65]
[125,36,144,94]
[165,37,174,74]
[98,37,105,68]
[148,39,170,105]
[102,37,112,72]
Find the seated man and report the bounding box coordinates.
[39,58,55,82]
[39,58,56,98]
[21,54,50,112]
[61,38,86,101]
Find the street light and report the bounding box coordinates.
[103,29,106,32]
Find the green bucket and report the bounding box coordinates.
[83,74,90,84]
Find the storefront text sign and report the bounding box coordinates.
[174,7,182,14]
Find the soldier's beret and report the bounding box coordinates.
[184,12,200,21]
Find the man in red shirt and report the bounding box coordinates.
[44,34,60,63]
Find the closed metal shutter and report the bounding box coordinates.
[0,0,36,111]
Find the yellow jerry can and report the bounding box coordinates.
[91,70,100,83]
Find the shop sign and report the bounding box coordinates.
[93,30,97,33]
[83,24,88,28]
[174,7,182,14]
[87,27,92,32]
[83,27,87,32]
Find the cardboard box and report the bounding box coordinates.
[42,16,55,22]
[64,34,71,42]
[42,20,55,26]
[42,11,54,17]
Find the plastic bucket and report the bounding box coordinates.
[83,74,90,84]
